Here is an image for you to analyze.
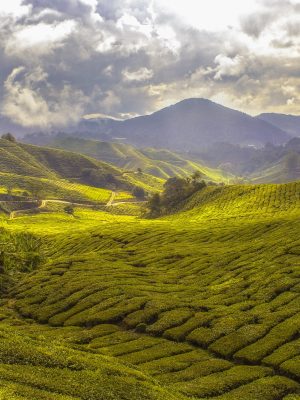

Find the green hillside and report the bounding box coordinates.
[0,137,134,189]
[250,153,300,184]
[0,181,299,399]
[0,138,161,205]
[48,136,229,182]
[0,139,57,179]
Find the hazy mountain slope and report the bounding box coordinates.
[48,136,229,181]
[187,138,300,183]
[249,153,300,184]
[75,98,289,150]
[257,113,300,138]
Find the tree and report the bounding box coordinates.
[64,205,74,216]
[147,193,161,217]
[146,173,207,218]
[30,184,44,200]
[132,186,145,199]
[162,177,191,207]
[192,170,203,183]
[1,133,16,142]
[137,168,143,174]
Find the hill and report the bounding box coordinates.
[71,98,289,150]
[45,136,229,182]
[249,152,300,184]
[257,113,300,138]
[0,181,299,399]
[0,137,164,205]
[189,138,300,183]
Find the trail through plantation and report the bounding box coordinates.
[1,182,300,400]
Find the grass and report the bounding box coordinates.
[0,181,299,399]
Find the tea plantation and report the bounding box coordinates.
[0,182,299,399]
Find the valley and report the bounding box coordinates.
[1,0,300,398]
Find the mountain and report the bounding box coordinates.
[73,98,289,150]
[41,135,230,182]
[257,113,300,138]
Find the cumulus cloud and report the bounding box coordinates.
[2,66,88,127]
[214,55,247,80]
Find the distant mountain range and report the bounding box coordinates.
[257,113,300,138]
[72,99,289,150]
[3,98,300,152]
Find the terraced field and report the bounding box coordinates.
[0,182,299,399]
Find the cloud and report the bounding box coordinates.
[240,12,275,38]
[123,67,153,82]
[2,66,88,127]
[214,54,247,80]
[0,0,300,129]
[5,20,76,57]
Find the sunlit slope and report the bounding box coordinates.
[20,142,122,180]
[0,139,150,202]
[170,181,300,220]
[0,138,138,192]
[49,136,228,181]
[0,172,112,203]
[4,181,300,399]
[0,139,56,179]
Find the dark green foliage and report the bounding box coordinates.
[64,205,74,215]
[1,133,16,142]
[132,186,145,199]
[147,173,207,216]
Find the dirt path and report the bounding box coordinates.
[8,191,145,219]
[110,200,147,206]
[106,191,116,206]
[9,199,97,219]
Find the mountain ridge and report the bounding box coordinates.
[69,98,291,150]
[15,98,291,151]
[257,112,300,138]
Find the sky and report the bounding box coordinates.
[0,0,299,129]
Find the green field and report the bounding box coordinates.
[0,180,299,399]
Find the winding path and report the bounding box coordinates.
[106,191,116,206]
[8,191,146,219]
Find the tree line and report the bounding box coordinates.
[147,171,207,217]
